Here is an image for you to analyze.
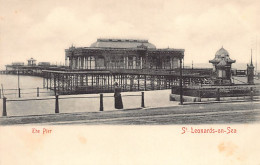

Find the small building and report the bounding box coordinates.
[5,62,24,71]
[38,62,51,66]
[28,58,37,66]
[209,47,236,84]
[65,38,184,70]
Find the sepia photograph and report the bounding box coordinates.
[0,0,260,164]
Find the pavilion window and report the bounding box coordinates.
[133,56,136,69]
[73,58,77,69]
[81,57,84,69]
[128,56,133,69]
[85,56,88,69]
[69,57,73,68]
[115,58,119,68]
[118,56,124,68]
[156,57,161,69]
[162,57,165,69]
[136,57,141,69]
[152,57,158,69]
[96,56,105,69]
[164,56,171,69]
[172,58,179,69]
[115,59,118,68]
[90,56,95,69]
[111,56,116,69]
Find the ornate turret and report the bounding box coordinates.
[247,49,254,84]
[209,47,236,84]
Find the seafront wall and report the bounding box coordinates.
[170,84,260,102]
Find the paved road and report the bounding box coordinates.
[0,101,259,125]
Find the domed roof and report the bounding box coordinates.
[28,57,36,61]
[215,47,229,57]
[90,38,156,49]
[209,47,236,64]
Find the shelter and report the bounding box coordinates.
[209,47,236,84]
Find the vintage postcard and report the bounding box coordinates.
[0,0,260,164]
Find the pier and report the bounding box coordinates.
[42,69,213,94]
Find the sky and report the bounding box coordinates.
[0,0,259,70]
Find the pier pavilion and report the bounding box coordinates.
[65,39,183,70]
[43,38,213,94]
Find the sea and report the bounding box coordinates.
[0,74,177,116]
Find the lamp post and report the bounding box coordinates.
[179,57,183,105]
[17,68,20,89]
[17,67,21,98]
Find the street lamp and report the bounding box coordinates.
[17,68,20,89]
[179,57,183,105]
[17,67,20,98]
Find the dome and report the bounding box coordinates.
[209,47,236,64]
[215,47,229,58]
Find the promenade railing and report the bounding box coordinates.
[1,92,145,117]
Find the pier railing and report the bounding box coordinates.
[1,92,145,117]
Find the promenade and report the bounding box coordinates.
[1,101,259,125]
[0,89,178,116]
